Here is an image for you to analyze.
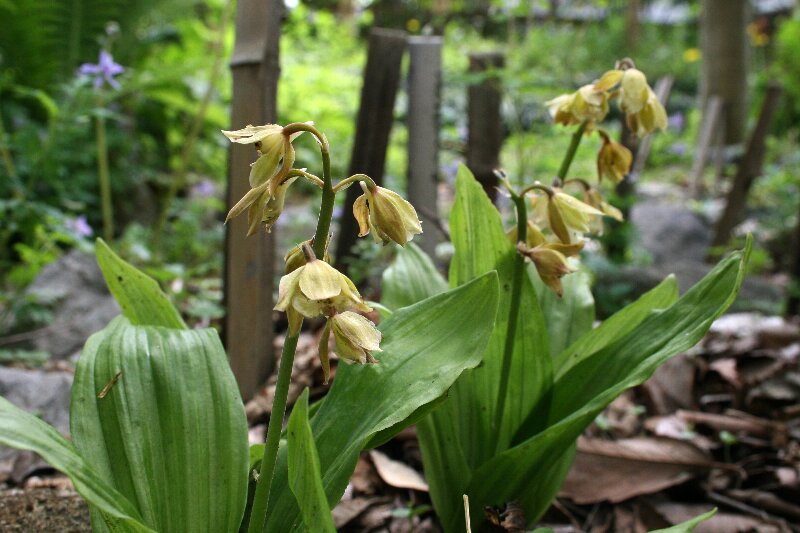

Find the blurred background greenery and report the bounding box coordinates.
[1,0,798,339]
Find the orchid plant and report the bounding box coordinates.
[379,60,745,531]
[0,119,499,533]
[0,58,743,533]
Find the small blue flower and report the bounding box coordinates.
[66,215,93,237]
[79,50,124,90]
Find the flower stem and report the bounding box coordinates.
[332,173,377,193]
[494,192,527,450]
[247,123,339,532]
[247,332,299,533]
[311,144,333,258]
[556,120,588,183]
[95,95,114,242]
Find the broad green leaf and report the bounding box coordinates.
[95,239,187,329]
[381,243,448,310]
[287,389,336,533]
[71,316,249,533]
[363,394,446,450]
[554,275,679,379]
[263,272,500,532]
[250,444,266,471]
[417,166,551,528]
[459,241,749,531]
[531,267,595,357]
[650,508,716,532]
[0,396,154,533]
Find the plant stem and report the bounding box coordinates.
[494,193,528,450]
[247,332,299,533]
[556,120,588,183]
[311,142,333,259]
[95,95,114,242]
[247,123,338,532]
[332,173,376,193]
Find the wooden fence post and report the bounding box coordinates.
[467,52,505,202]
[224,0,282,400]
[787,200,800,317]
[688,95,723,198]
[334,28,406,271]
[710,82,782,251]
[407,36,443,257]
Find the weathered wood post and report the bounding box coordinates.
[700,0,749,146]
[711,82,782,250]
[334,28,406,271]
[787,200,800,317]
[407,36,443,257]
[467,52,505,202]
[689,94,723,198]
[224,0,282,400]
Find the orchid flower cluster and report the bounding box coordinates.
[508,59,667,295]
[223,122,422,383]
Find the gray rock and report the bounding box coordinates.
[0,367,73,482]
[630,199,712,265]
[26,250,119,360]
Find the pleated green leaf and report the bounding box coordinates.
[530,268,595,357]
[458,240,749,531]
[381,243,448,311]
[416,166,552,529]
[0,396,154,533]
[287,388,336,533]
[70,317,249,532]
[95,239,187,329]
[554,275,679,379]
[263,272,500,532]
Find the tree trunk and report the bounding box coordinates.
[710,82,782,251]
[700,0,749,145]
[224,0,282,401]
[407,36,443,258]
[334,28,406,272]
[466,52,505,202]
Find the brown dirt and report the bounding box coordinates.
[0,487,90,532]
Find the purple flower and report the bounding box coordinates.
[668,142,688,156]
[79,50,124,90]
[667,112,685,131]
[191,179,217,199]
[65,215,93,238]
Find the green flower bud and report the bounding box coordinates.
[330,311,381,365]
[223,122,311,235]
[284,240,331,274]
[626,90,667,138]
[546,84,609,126]
[619,69,650,114]
[597,136,632,183]
[353,182,422,246]
[547,191,605,244]
[275,246,370,320]
[517,241,583,297]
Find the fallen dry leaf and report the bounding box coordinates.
[332,496,373,529]
[369,450,429,492]
[559,436,713,504]
[642,354,696,415]
[654,501,784,533]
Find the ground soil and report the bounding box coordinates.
[0,487,90,532]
